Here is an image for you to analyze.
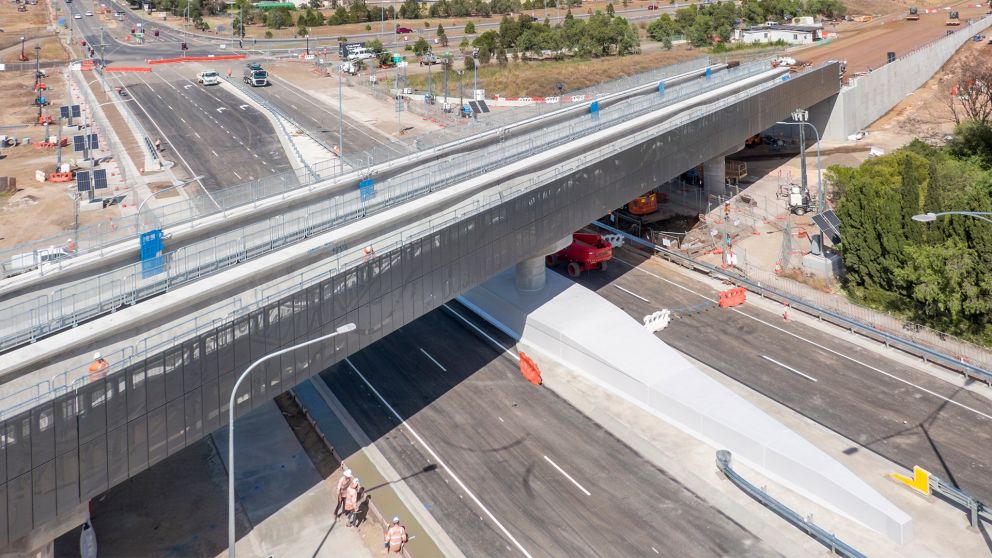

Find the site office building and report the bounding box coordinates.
[734,24,823,45]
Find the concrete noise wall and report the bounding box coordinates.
[820,15,992,141]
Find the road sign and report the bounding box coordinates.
[393,55,402,64]
[359,178,375,202]
[590,100,599,114]
[140,229,165,278]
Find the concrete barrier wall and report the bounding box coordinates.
[818,16,992,141]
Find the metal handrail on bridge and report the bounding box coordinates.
[0,67,814,419]
[0,56,724,274]
[0,61,780,353]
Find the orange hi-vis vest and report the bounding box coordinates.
[87,359,109,382]
[345,485,359,511]
[385,525,407,552]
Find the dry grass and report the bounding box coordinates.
[1,37,68,64]
[406,49,701,97]
[844,0,973,16]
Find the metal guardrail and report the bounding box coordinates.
[930,475,992,529]
[716,450,867,558]
[590,221,992,384]
[0,65,815,418]
[0,61,780,353]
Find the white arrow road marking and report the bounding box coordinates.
[216,107,227,113]
[239,104,249,110]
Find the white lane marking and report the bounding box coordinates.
[612,256,992,422]
[194,131,202,139]
[498,416,505,423]
[542,455,591,496]
[761,355,818,383]
[614,285,650,303]
[210,149,219,157]
[167,104,173,110]
[419,347,446,372]
[652,547,660,554]
[345,358,534,558]
[443,303,519,362]
[179,118,187,124]
[232,170,242,180]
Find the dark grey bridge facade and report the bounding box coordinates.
[0,63,841,549]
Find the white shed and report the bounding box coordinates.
[734,24,823,45]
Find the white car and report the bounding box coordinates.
[74,13,82,19]
[196,70,220,85]
[84,10,92,15]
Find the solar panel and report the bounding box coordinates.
[468,101,480,114]
[477,100,490,113]
[76,171,91,193]
[86,134,99,150]
[812,209,842,244]
[60,106,69,119]
[93,169,108,190]
[72,105,81,118]
[72,135,85,152]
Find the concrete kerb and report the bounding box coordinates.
[306,378,463,558]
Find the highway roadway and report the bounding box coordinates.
[321,306,780,557]
[565,245,992,504]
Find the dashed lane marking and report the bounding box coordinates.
[614,285,650,303]
[419,348,447,372]
[542,455,591,496]
[761,355,818,383]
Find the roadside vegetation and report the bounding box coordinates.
[832,132,992,344]
[647,0,846,48]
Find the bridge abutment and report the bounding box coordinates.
[515,236,572,292]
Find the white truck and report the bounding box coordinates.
[243,63,268,87]
[196,70,220,85]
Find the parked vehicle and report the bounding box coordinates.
[243,63,268,86]
[906,6,919,20]
[647,4,659,9]
[946,10,960,25]
[395,26,413,34]
[2,247,71,276]
[546,233,613,277]
[197,70,220,85]
[347,47,374,61]
[84,10,93,15]
[420,53,439,65]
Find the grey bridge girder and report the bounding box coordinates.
[0,64,840,550]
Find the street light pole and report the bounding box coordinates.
[227,323,357,558]
[338,67,344,157]
[912,211,992,225]
[135,175,204,231]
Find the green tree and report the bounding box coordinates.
[413,36,431,55]
[464,20,476,33]
[947,120,992,169]
[437,23,445,36]
[647,13,675,43]
[605,2,614,15]
[478,44,492,64]
[399,0,421,18]
[496,46,508,66]
[463,55,475,70]
[267,8,292,29]
[297,23,308,36]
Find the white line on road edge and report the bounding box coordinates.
[542,455,592,496]
[614,285,650,303]
[419,347,447,372]
[443,303,520,362]
[344,358,534,558]
[761,355,818,383]
[613,256,992,422]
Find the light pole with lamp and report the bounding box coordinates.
[135,175,204,231]
[912,211,992,225]
[227,322,357,558]
[777,108,824,213]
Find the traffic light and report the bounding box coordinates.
[181,42,188,50]
[154,29,159,36]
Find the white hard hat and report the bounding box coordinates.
[352,477,360,484]
[93,352,101,360]
[343,469,352,477]
[392,516,400,523]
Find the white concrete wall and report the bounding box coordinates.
[460,268,913,544]
[820,16,992,141]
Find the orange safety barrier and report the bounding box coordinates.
[718,287,747,308]
[519,352,542,386]
[33,141,55,149]
[147,54,246,65]
[103,66,152,73]
[48,172,73,182]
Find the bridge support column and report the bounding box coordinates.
[515,236,572,292]
[703,155,726,199]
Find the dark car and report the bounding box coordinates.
[647,4,659,9]
[395,26,413,34]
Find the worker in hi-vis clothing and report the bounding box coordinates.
[384,516,408,554]
[87,353,109,383]
[345,477,361,527]
[335,468,353,517]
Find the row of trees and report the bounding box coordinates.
[833,127,992,341]
[647,0,845,48]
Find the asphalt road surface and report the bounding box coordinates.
[113,64,296,195]
[321,306,779,558]
[566,246,992,504]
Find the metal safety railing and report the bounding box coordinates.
[0,54,748,272]
[716,450,867,558]
[930,475,992,529]
[0,60,784,353]
[0,66,818,417]
[590,221,992,383]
